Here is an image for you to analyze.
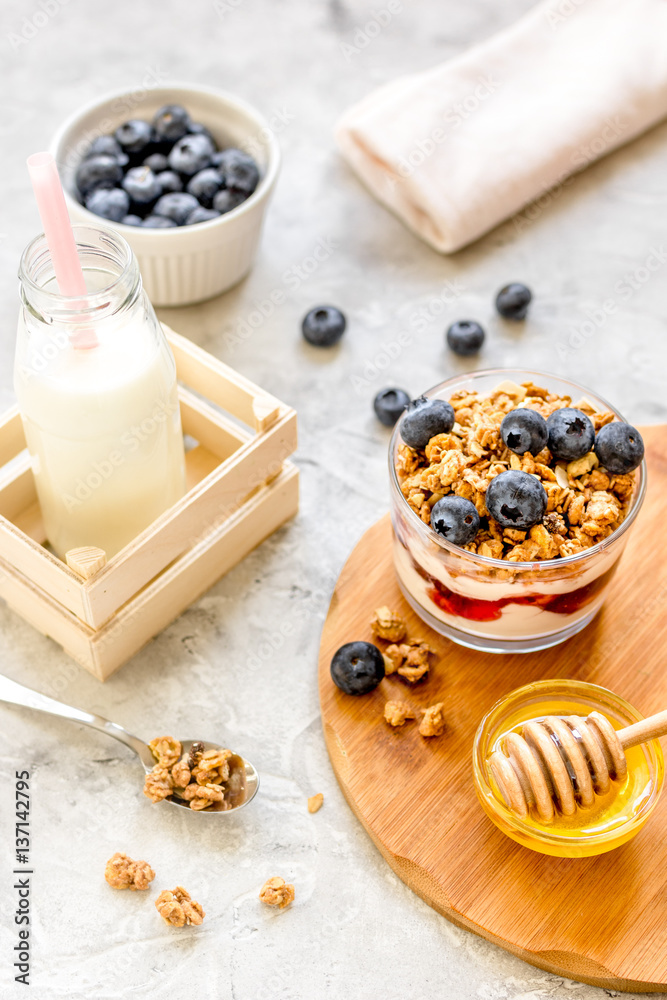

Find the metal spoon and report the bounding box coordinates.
[0,672,259,813]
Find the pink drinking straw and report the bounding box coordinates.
[27,151,98,348]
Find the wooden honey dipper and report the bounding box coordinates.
[488,708,667,823]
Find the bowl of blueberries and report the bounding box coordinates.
[50,83,281,306]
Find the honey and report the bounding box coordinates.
[472,680,664,857]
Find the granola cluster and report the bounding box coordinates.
[396,380,636,561]
[384,698,445,737]
[104,852,155,891]
[370,607,434,683]
[155,886,205,927]
[143,737,237,811]
[259,877,295,909]
[307,793,324,814]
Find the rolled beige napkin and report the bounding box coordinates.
[335,0,667,253]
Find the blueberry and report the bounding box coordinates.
[87,135,128,166]
[486,470,547,531]
[212,188,246,214]
[330,641,385,695]
[141,215,178,228]
[156,171,183,194]
[152,104,190,142]
[121,214,143,226]
[547,407,595,461]
[400,397,455,449]
[301,306,346,347]
[168,133,215,176]
[122,166,161,206]
[495,282,532,320]
[594,422,644,474]
[114,119,154,157]
[373,387,410,427]
[185,206,221,225]
[186,168,224,207]
[430,496,480,546]
[446,319,485,356]
[75,154,123,197]
[500,408,548,456]
[85,187,130,222]
[153,192,200,226]
[143,153,169,173]
[188,122,217,148]
[213,148,259,195]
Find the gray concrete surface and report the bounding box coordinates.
[0,0,666,997]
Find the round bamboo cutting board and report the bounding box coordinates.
[318,425,667,993]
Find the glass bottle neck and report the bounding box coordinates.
[19,224,141,328]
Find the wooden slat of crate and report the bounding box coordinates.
[0,462,299,680]
[0,407,26,467]
[166,327,283,432]
[0,375,296,633]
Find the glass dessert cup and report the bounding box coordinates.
[389,369,646,654]
[472,679,664,857]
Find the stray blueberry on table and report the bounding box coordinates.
[152,104,191,142]
[594,422,644,474]
[495,282,532,320]
[430,495,480,546]
[185,206,221,225]
[114,119,154,157]
[75,155,123,197]
[330,641,385,695]
[446,319,485,356]
[85,187,130,222]
[212,188,246,214]
[143,153,169,174]
[546,407,595,461]
[400,396,455,449]
[153,192,200,226]
[186,168,224,208]
[212,148,260,196]
[500,408,548,456]
[168,133,215,176]
[301,306,347,347]
[141,215,178,228]
[486,470,547,531]
[121,166,161,207]
[373,388,410,427]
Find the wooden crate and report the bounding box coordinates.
[0,325,299,680]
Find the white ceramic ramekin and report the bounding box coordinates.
[50,83,281,307]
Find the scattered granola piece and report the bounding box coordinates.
[398,641,432,682]
[143,766,174,803]
[155,886,205,927]
[371,606,407,643]
[419,703,446,738]
[104,852,155,891]
[148,736,182,768]
[307,793,324,814]
[259,877,295,909]
[383,645,403,674]
[383,640,432,682]
[384,701,415,727]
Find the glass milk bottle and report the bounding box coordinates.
[14,225,186,560]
